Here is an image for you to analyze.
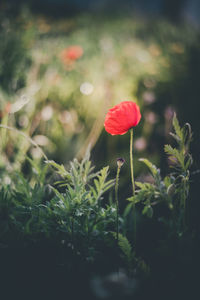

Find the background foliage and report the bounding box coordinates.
[1,3,200,300]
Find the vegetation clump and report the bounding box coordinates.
[0,115,198,299]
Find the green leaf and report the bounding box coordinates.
[112,232,133,263]
[118,233,133,263]
[126,195,141,204]
[45,160,71,180]
[164,144,185,169]
[135,181,153,189]
[123,202,133,217]
[173,114,183,141]
[139,158,159,178]
[92,166,114,202]
[50,186,66,203]
[142,205,153,218]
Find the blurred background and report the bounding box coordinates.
[0,0,200,198]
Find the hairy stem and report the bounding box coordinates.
[130,128,136,246]
[115,165,121,246]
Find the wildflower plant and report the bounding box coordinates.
[0,146,117,260]
[125,114,193,237]
[104,101,141,246]
[46,152,116,250]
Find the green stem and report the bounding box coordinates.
[71,211,75,249]
[130,128,135,196]
[181,177,188,233]
[130,128,136,246]
[115,165,121,246]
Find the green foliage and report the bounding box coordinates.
[111,231,136,272]
[0,113,199,297]
[0,153,116,263]
[125,115,193,236]
[164,115,193,172]
[45,153,115,247]
[1,12,198,178]
[0,17,32,94]
[0,8,199,295]
[138,159,162,186]
[0,187,15,238]
[118,233,134,265]
[125,160,169,219]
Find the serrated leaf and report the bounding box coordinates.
[112,232,133,263]
[92,166,114,202]
[173,114,183,141]
[126,195,140,204]
[118,233,133,262]
[164,144,185,169]
[135,181,153,189]
[50,186,65,203]
[139,158,159,177]
[45,160,71,180]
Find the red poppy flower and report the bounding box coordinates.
[61,46,83,63]
[0,102,11,119]
[4,102,11,114]
[104,101,141,135]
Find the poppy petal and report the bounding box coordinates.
[104,101,141,135]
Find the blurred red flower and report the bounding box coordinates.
[0,102,11,119]
[61,45,83,64]
[4,102,11,114]
[104,101,141,135]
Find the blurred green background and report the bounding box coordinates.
[0,0,200,199]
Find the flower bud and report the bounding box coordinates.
[117,158,125,168]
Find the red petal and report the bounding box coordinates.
[104,101,141,135]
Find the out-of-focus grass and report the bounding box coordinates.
[0,12,199,189]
